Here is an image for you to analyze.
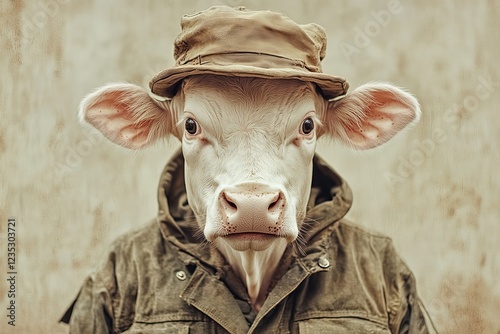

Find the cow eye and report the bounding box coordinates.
[185,118,198,135]
[301,117,314,135]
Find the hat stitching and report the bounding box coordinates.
[181,52,307,69]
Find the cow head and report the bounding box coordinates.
[80,75,420,308]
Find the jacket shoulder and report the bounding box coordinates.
[334,220,436,333]
[334,220,410,288]
[335,219,394,250]
[99,219,173,297]
[66,220,169,333]
[109,219,163,252]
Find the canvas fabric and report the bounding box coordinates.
[149,6,349,100]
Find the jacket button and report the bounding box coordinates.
[175,270,187,281]
[318,257,330,268]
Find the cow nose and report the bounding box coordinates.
[219,185,285,234]
[222,191,282,212]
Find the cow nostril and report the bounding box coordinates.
[227,200,237,209]
[268,193,282,211]
[222,192,238,210]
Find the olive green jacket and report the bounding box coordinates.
[62,152,437,333]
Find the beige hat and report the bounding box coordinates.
[149,6,349,99]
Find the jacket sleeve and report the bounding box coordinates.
[382,240,438,334]
[64,273,115,334]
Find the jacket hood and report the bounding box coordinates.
[156,150,352,266]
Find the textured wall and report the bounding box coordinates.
[1,0,499,333]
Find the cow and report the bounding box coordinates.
[63,6,436,333]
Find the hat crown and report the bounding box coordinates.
[150,6,348,99]
[173,6,327,72]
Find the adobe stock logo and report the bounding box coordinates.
[16,0,72,46]
[53,127,103,177]
[339,0,403,63]
[384,75,499,190]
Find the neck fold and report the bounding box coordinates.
[216,238,288,311]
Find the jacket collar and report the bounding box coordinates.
[155,149,353,269]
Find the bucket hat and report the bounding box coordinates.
[149,6,349,100]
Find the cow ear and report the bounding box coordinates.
[79,83,176,149]
[322,83,421,149]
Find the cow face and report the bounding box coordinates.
[179,76,321,253]
[80,75,420,253]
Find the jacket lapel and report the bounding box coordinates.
[180,265,250,334]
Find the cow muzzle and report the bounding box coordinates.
[215,183,288,249]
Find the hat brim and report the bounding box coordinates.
[149,64,349,100]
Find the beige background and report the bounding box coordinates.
[1,0,499,333]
